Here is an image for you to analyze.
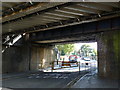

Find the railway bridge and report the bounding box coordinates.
[1,1,120,88]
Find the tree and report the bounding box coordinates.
[80,44,97,60]
[56,44,74,55]
[61,50,65,56]
[80,44,91,57]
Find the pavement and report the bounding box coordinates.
[72,70,120,88]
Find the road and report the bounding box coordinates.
[2,60,97,89]
[43,60,97,72]
[2,71,87,89]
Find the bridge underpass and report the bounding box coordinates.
[1,2,120,89]
[30,16,120,78]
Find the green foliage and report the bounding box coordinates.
[72,51,78,55]
[80,44,97,57]
[80,44,90,57]
[61,50,65,56]
[56,44,74,55]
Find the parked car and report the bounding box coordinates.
[80,57,91,66]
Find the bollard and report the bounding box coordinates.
[79,61,80,73]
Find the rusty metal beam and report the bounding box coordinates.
[2,2,68,23]
[45,11,78,18]
[95,2,120,8]
[30,16,120,43]
[64,5,102,14]
[77,2,114,11]
[2,2,120,36]
[2,12,120,37]
[55,9,85,16]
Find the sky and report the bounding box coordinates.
[74,42,97,51]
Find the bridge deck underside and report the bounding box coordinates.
[30,16,120,44]
[2,2,120,36]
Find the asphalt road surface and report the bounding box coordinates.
[2,61,97,89]
[2,71,87,89]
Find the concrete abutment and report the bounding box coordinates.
[2,35,56,73]
[97,30,120,79]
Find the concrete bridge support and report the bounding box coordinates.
[2,36,56,73]
[98,30,120,79]
[2,35,31,73]
[2,45,31,73]
[30,45,56,71]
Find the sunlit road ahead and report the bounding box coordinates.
[43,60,97,72]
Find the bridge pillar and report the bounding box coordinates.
[2,45,30,73]
[2,33,56,73]
[30,45,56,71]
[97,30,120,79]
[2,34,31,73]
